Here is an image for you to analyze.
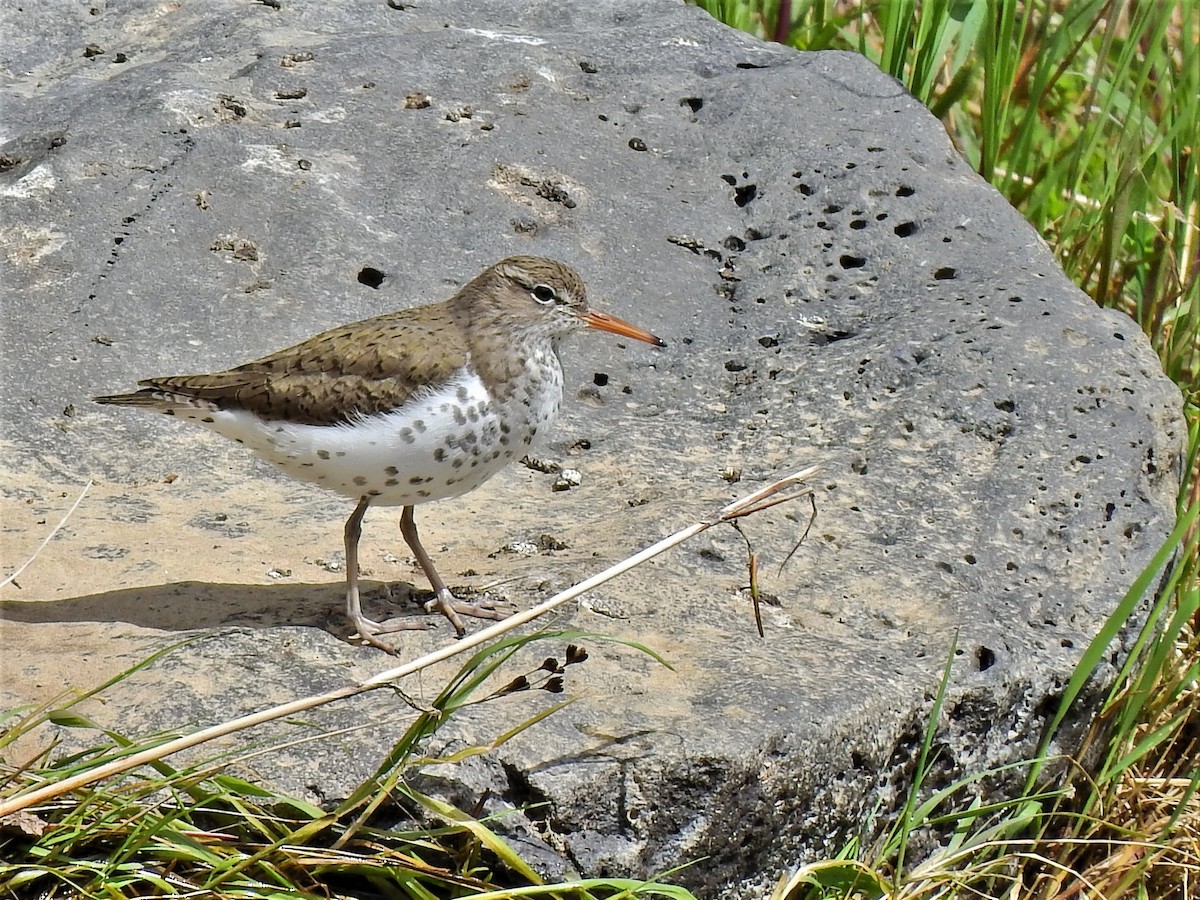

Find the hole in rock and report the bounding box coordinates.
[734,183,757,207]
[976,646,996,671]
[357,267,386,288]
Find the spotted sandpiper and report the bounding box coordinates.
[94,256,665,652]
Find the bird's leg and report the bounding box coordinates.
[344,497,423,653]
[400,505,466,635]
[399,506,505,634]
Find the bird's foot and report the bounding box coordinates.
[422,588,509,635]
[350,612,429,654]
[449,598,509,622]
[424,588,467,635]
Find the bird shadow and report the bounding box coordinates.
[0,579,439,640]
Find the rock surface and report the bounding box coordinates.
[0,1,1183,896]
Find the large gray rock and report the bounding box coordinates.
[0,1,1183,896]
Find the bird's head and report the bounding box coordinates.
[467,256,666,348]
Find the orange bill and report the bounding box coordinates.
[580,308,666,347]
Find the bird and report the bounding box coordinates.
[94,256,666,652]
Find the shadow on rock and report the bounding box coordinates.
[0,579,436,638]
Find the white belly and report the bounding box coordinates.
[174,364,563,505]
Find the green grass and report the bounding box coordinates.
[0,472,815,898]
[772,501,1199,899]
[691,1,1200,897]
[2,3,1197,897]
[0,635,695,899]
[695,0,1199,401]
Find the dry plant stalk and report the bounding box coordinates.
[0,465,819,818]
[1,481,92,589]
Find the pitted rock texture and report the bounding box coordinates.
[0,2,1183,897]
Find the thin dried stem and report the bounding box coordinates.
[0,465,820,818]
[1,481,92,589]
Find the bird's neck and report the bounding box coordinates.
[468,326,561,402]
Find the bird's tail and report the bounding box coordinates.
[93,390,160,407]
[92,389,198,411]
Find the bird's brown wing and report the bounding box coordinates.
[122,307,471,426]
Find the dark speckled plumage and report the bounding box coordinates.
[93,256,664,653]
[95,257,611,425]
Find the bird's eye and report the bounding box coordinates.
[531,284,558,305]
